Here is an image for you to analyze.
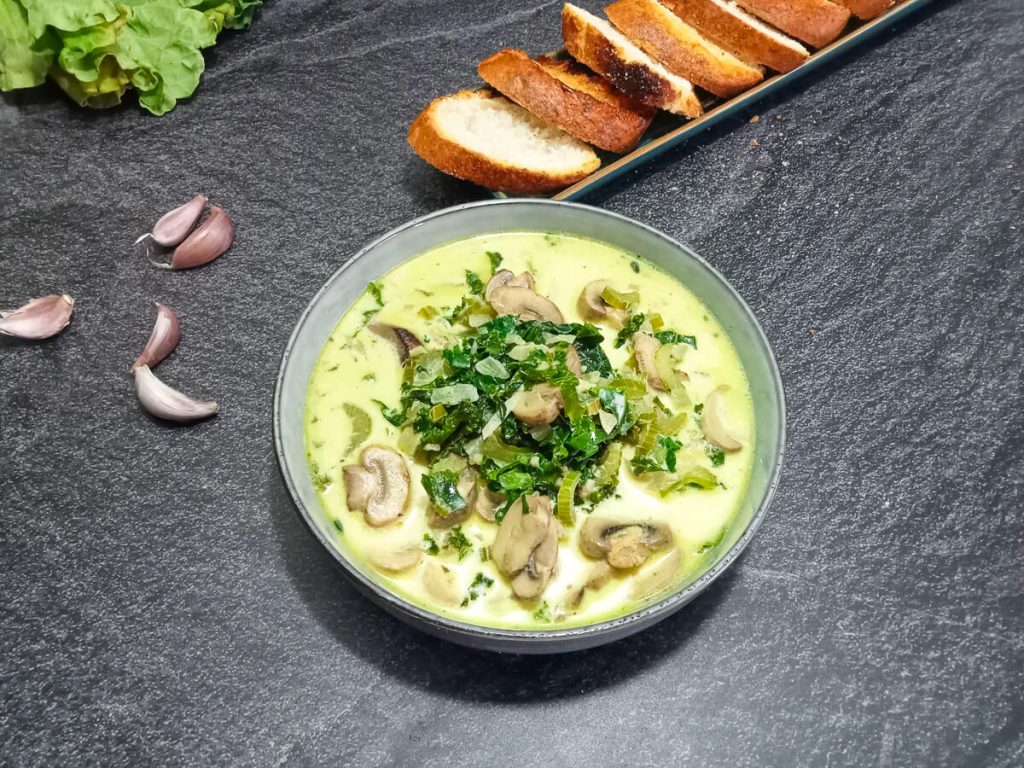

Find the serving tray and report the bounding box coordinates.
[495,0,935,201]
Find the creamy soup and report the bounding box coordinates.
[305,232,754,629]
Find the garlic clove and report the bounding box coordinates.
[132,303,181,371]
[165,206,234,270]
[0,294,74,339]
[133,364,218,423]
[139,194,207,247]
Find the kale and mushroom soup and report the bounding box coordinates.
[305,231,754,629]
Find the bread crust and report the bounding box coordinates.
[478,49,654,153]
[834,0,894,19]
[407,90,599,194]
[605,0,764,98]
[662,0,809,72]
[562,4,703,117]
[735,0,851,48]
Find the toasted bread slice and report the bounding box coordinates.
[478,49,654,153]
[605,0,763,98]
[735,0,851,48]
[662,0,809,72]
[834,0,893,19]
[408,89,600,194]
[562,3,703,117]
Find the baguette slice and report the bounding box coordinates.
[605,0,764,98]
[478,49,655,153]
[408,89,600,194]
[562,3,703,117]
[834,0,894,19]
[735,0,851,48]
[662,0,809,72]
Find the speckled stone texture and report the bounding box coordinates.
[1,0,1022,764]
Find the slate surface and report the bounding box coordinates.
[1,0,1022,765]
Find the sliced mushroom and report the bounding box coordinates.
[564,560,614,610]
[579,517,673,569]
[566,345,583,378]
[485,269,535,301]
[427,468,478,529]
[492,495,559,599]
[633,332,666,391]
[489,286,564,323]
[702,387,743,452]
[368,545,423,573]
[511,383,563,426]
[423,560,460,605]
[369,322,422,363]
[342,446,410,526]
[631,547,681,600]
[473,483,505,522]
[577,281,629,329]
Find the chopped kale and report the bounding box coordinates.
[630,435,682,475]
[373,399,406,426]
[445,526,473,561]
[423,533,440,556]
[655,330,697,348]
[486,251,503,272]
[466,270,485,296]
[421,471,466,516]
[614,313,646,348]
[367,281,383,305]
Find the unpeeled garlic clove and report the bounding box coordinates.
[137,194,207,247]
[0,294,74,339]
[132,303,181,371]
[133,364,218,423]
[153,206,234,270]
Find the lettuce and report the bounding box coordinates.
[0,0,260,114]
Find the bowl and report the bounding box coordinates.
[274,199,785,654]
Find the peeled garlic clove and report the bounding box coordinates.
[132,303,181,371]
[0,294,74,339]
[137,194,207,247]
[133,364,218,423]
[161,206,234,270]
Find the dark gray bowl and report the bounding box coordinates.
[274,199,785,654]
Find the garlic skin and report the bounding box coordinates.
[162,206,234,270]
[138,194,207,247]
[133,364,218,422]
[0,294,74,339]
[132,303,181,371]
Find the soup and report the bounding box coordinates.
[305,231,754,629]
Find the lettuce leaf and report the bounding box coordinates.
[0,0,261,114]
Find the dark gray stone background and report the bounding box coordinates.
[1,0,1021,764]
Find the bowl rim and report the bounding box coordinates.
[273,198,786,647]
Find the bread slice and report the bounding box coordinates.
[478,49,655,153]
[407,90,600,194]
[662,0,809,72]
[562,3,703,117]
[834,0,894,19]
[605,0,764,98]
[735,0,851,48]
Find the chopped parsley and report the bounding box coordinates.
[461,572,495,606]
[705,443,725,467]
[445,526,473,561]
[654,330,697,348]
[332,519,344,534]
[423,533,440,556]
[466,270,485,296]
[486,251,503,272]
[532,601,552,622]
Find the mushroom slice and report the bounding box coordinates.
[577,281,629,329]
[633,332,666,391]
[489,286,565,323]
[702,387,743,453]
[427,468,478,529]
[511,518,561,599]
[341,446,410,526]
[423,560,460,605]
[511,383,563,426]
[485,269,535,301]
[565,345,583,378]
[473,483,505,522]
[631,548,681,600]
[368,545,423,573]
[492,495,559,599]
[579,517,673,569]
[564,560,614,610]
[369,322,422,363]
